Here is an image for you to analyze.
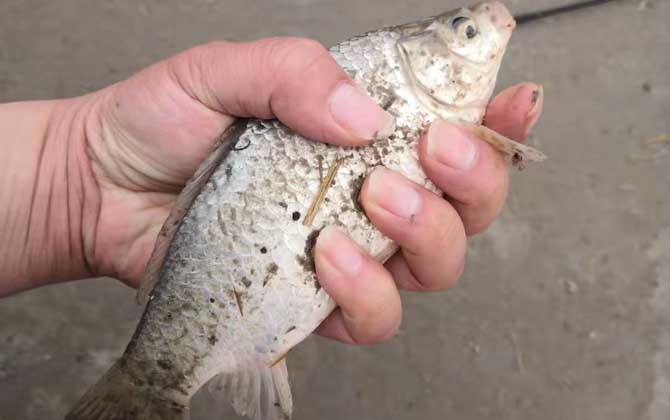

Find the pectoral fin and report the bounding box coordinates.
[209,359,293,420]
[464,122,547,169]
[137,120,249,305]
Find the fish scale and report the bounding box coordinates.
[66,3,544,420]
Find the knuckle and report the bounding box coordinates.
[163,43,228,110]
[346,288,401,345]
[352,308,401,345]
[465,217,493,236]
[444,254,466,289]
[188,41,233,76]
[478,158,509,206]
[282,37,328,57]
[198,40,229,52]
[259,37,340,117]
[433,218,466,290]
[462,179,507,236]
[422,252,465,291]
[435,204,467,244]
[398,199,464,259]
[428,252,465,292]
[264,37,330,77]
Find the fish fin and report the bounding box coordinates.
[65,361,190,420]
[462,122,547,169]
[137,119,250,305]
[209,360,293,420]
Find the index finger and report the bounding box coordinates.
[484,82,544,141]
[166,38,395,147]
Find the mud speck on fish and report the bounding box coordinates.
[263,263,279,287]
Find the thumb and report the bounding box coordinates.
[167,37,395,146]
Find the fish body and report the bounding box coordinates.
[67,3,540,420]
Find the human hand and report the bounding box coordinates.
[313,80,542,343]
[88,38,542,344]
[1,38,542,342]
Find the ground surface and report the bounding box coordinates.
[1,0,669,419]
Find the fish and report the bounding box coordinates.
[66,2,545,420]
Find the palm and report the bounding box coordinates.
[89,63,236,285]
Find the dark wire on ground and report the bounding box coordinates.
[514,0,622,25]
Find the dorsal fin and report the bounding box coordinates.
[137,119,249,305]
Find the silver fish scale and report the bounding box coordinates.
[124,27,489,398]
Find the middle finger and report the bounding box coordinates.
[360,167,467,291]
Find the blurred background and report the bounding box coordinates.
[0,0,668,419]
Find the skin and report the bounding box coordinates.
[0,38,543,346]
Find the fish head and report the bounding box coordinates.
[396,1,516,120]
[440,2,516,64]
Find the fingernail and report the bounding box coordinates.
[329,82,395,142]
[426,120,478,170]
[318,226,364,277]
[524,85,544,138]
[366,167,421,221]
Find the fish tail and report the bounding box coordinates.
[65,361,190,420]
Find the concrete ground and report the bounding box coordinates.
[1,0,668,419]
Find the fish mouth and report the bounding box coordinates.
[472,1,516,39]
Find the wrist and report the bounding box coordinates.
[0,95,102,295]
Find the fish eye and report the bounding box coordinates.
[451,16,478,40]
